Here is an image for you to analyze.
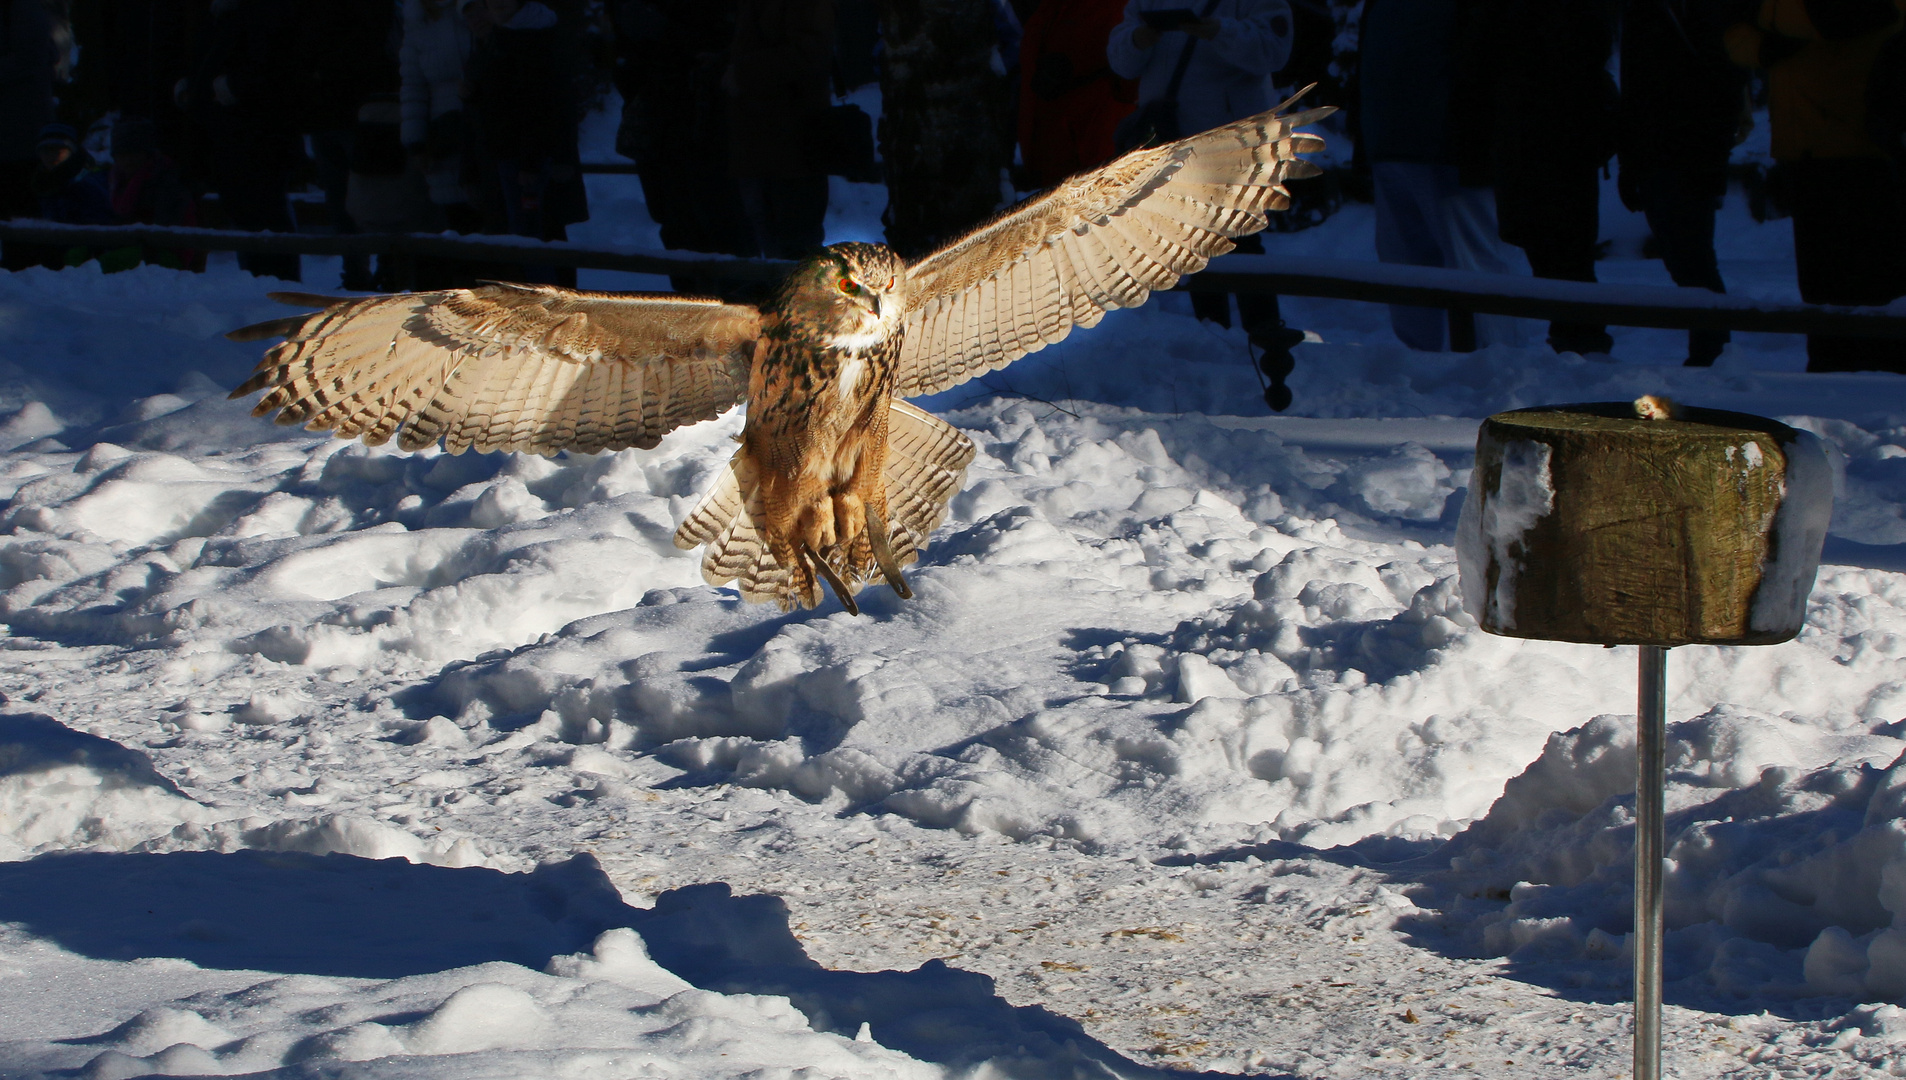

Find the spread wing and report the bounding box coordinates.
[894,94,1332,399]
[228,284,761,456]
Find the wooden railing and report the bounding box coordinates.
[6,219,1905,340]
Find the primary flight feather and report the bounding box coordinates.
[229,97,1333,614]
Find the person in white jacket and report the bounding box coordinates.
[399,0,474,224]
[1107,0,1304,410]
[1105,0,1292,141]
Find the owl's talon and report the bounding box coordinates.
[801,542,859,615]
[864,508,912,599]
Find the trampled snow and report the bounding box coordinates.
[4,117,1906,1078]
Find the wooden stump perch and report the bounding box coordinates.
[1459,402,1833,647]
[1458,400,1835,1080]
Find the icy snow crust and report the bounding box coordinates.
[1752,429,1835,634]
[5,160,1906,1076]
[1455,435,1554,632]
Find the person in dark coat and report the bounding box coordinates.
[297,0,402,290]
[25,123,113,270]
[106,116,202,271]
[726,0,835,260]
[109,118,194,227]
[1727,0,1906,373]
[1361,0,1528,352]
[91,1,211,195]
[184,0,303,281]
[0,0,57,271]
[464,0,589,282]
[402,0,475,226]
[611,0,755,294]
[1491,0,1620,356]
[1619,0,1747,366]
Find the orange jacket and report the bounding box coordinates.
[1726,0,1905,161]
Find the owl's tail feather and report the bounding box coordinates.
[673,401,975,612]
[673,453,818,609]
[881,401,978,568]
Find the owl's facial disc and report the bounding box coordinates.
[824,274,899,352]
[802,244,906,350]
[837,274,878,316]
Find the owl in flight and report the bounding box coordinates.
[230,97,1331,615]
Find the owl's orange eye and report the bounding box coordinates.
[839,277,859,295]
[887,275,896,290]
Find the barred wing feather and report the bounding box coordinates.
[883,400,976,565]
[675,452,809,607]
[894,97,1332,399]
[228,284,761,456]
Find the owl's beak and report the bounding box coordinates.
[870,293,883,319]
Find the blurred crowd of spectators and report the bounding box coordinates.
[1,0,1902,373]
[0,0,596,287]
[1357,0,1906,374]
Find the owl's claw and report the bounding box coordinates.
[801,542,859,615]
[864,509,912,600]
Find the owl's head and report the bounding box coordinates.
[782,242,908,349]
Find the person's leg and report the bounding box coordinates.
[773,174,829,258]
[1792,158,1906,373]
[736,174,769,260]
[644,162,742,294]
[1226,233,1278,336]
[1443,181,1530,348]
[414,201,485,289]
[1640,166,1728,365]
[1189,291,1231,327]
[0,158,56,270]
[310,128,371,289]
[1372,161,1453,351]
[1545,168,1608,354]
[496,160,537,239]
[741,174,830,261]
[519,162,559,283]
[1504,162,1609,354]
[493,159,551,284]
[225,166,301,282]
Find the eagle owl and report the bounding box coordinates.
[229,97,1331,614]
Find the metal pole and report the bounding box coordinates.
[1635,644,1668,1080]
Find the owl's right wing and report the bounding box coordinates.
[228,284,761,455]
[894,95,1332,399]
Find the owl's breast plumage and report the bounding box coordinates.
[748,317,906,483]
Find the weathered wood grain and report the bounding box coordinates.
[1465,403,1821,647]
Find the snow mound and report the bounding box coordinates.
[0,427,723,668]
[415,439,1906,859]
[0,713,217,860]
[55,927,936,1080]
[0,711,498,867]
[1437,702,1906,999]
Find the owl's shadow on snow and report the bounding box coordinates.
[0,849,1256,1078]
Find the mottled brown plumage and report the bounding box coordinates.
[228,96,1333,613]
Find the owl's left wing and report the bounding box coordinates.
[894,96,1331,399]
[229,284,761,456]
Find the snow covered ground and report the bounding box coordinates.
[5,107,1906,1078]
